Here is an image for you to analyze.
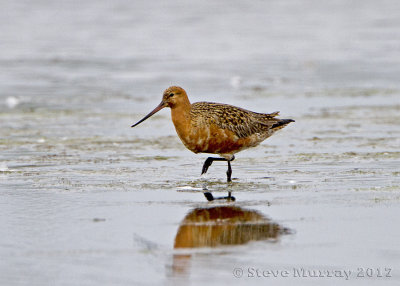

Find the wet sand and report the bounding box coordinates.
[1,0,400,285]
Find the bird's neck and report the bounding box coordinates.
[171,100,192,137]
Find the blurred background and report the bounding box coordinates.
[1,0,400,285]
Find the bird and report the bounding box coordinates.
[131,86,294,200]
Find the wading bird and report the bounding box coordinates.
[131,86,294,200]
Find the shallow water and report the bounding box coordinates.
[1,0,400,285]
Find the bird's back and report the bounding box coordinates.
[190,102,292,138]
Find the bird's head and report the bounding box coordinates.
[161,86,188,108]
[131,86,189,127]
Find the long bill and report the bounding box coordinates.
[131,101,166,127]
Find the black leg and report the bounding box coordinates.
[201,157,227,175]
[201,156,235,181]
[201,156,236,201]
[227,161,232,182]
[226,156,235,182]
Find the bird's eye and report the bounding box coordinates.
[169,93,174,97]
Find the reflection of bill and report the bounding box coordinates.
[174,206,290,248]
[171,206,291,276]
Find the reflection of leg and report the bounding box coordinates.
[204,192,214,201]
[227,192,235,201]
[201,157,227,175]
[203,191,235,201]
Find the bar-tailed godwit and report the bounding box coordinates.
[132,86,294,198]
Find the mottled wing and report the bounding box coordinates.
[190,102,281,138]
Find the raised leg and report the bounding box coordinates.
[201,156,235,183]
[201,157,227,175]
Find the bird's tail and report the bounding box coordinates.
[271,119,295,130]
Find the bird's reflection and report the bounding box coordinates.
[171,205,291,275]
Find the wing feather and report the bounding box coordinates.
[190,102,281,138]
